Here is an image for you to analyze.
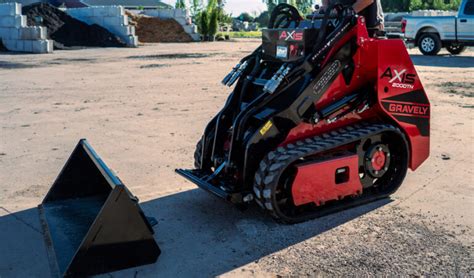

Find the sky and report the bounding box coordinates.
[161,0,267,15]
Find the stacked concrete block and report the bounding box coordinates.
[66,6,138,47]
[411,10,457,17]
[0,2,53,53]
[143,8,200,41]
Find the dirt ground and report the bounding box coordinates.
[0,40,473,277]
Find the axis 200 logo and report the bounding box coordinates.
[381,67,416,89]
[279,31,303,41]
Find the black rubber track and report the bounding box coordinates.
[253,123,409,224]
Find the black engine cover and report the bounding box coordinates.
[262,28,319,62]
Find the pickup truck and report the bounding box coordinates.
[403,0,474,55]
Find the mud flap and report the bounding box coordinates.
[38,139,161,277]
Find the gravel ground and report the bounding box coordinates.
[257,207,473,276]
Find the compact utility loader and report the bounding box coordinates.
[37,2,431,276]
[177,2,430,223]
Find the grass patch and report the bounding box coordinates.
[229,31,262,39]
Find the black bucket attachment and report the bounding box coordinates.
[38,139,161,277]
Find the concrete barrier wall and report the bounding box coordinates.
[411,10,457,16]
[66,6,138,47]
[0,2,53,53]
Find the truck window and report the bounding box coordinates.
[464,0,474,15]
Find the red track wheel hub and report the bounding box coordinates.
[365,144,391,178]
[372,150,386,171]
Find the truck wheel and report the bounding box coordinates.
[446,43,466,55]
[418,33,441,56]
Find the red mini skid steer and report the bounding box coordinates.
[177,2,430,223]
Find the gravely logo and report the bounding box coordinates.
[381,67,416,89]
[388,103,429,116]
[279,30,303,41]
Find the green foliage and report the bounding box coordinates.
[190,0,203,17]
[199,10,209,36]
[237,12,255,22]
[209,9,219,36]
[175,0,186,9]
[207,0,218,14]
[409,0,423,11]
[264,0,314,14]
[382,0,462,12]
[447,0,462,10]
[294,0,314,14]
[219,11,233,24]
[381,0,410,12]
[433,0,446,9]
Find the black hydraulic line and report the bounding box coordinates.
[226,14,356,170]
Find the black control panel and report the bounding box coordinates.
[262,27,319,62]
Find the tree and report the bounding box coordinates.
[381,0,410,12]
[447,0,462,10]
[237,12,255,22]
[207,0,218,14]
[294,0,314,14]
[175,0,186,9]
[199,10,209,37]
[263,0,314,14]
[190,0,203,17]
[433,0,447,10]
[409,0,423,11]
[382,0,461,12]
[209,8,219,39]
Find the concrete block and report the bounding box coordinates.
[80,16,94,25]
[19,15,26,28]
[174,17,187,26]
[0,16,15,28]
[2,39,17,51]
[0,27,14,39]
[0,15,25,28]
[103,16,126,26]
[174,9,185,18]
[190,33,200,41]
[23,40,32,52]
[0,27,7,39]
[108,24,134,36]
[125,35,138,47]
[16,39,24,51]
[89,16,104,26]
[93,6,108,17]
[19,26,46,40]
[32,39,52,53]
[0,3,21,16]
[107,6,124,17]
[159,9,174,19]
[9,27,19,39]
[120,15,128,26]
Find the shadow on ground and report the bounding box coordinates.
[411,54,474,68]
[0,189,391,277]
